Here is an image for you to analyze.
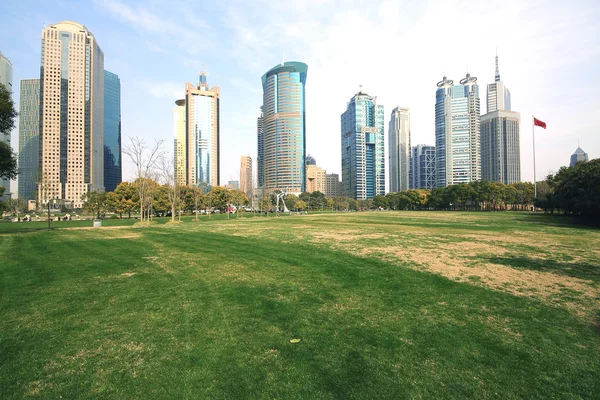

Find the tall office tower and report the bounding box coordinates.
[18,79,41,200]
[240,155,252,196]
[261,62,307,194]
[0,51,14,198]
[410,144,436,190]
[325,173,342,198]
[341,90,385,199]
[306,154,316,165]
[103,70,121,192]
[256,107,264,189]
[306,164,326,193]
[184,70,220,187]
[174,99,186,186]
[388,107,410,192]
[435,74,481,188]
[570,147,589,167]
[38,21,104,208]
[481,56,521,184]
[487,54,511,113]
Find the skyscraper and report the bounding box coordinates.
[435,74,481,188]
[306,164,326,193]
[341,90,385,199]
[183,70,220,187]
[570,147,589,167]
[410,144,436,190]
[481,55,521,184]
[18,79,40,200]
[306,154,316,165]
[388,107,410,192]
[0,51,14,198]
[103,70,121,192]
[240,155,252,196]
[174,99,186,186]
[38,21,104,208]
[257,107,264,188]
[261,62,307,194]
[325,173,342,198]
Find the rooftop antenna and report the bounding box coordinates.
[281,52,285,66]
[359,84,363,93]
[495,48,500,82]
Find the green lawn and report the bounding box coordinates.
[1,211,599,399]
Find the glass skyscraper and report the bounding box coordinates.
[341,90,385,199]
[257,107,264,188]
[183,71,220,187]
[388,107,410,193]
[103,70,121,192]
[260,62,307,194]
[410,144,436,190]
[435,74,481,187]
[18,79,41,200]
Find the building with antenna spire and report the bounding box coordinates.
[177,68,220,187]
[481,53,521,184]
[570,146,588,167]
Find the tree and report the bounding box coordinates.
[81,191,108,219]
[6,198,27,217]
[0,142,17,181]
[207,186,230,212]
[108,182,137,218]
[229,189,249,217]
[0,83,18,181]
[123,136,164,222]
[158,154,177,222]
[372,195,388,209]
[285,194,299,211]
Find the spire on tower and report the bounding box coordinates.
[495,49,500,82]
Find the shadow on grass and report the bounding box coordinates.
[513,213,600,230]
[483,255,600,282]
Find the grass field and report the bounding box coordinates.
[1,211,599,399]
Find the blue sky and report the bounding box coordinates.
[1,0,599,190]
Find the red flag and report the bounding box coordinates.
[534,117,546,129]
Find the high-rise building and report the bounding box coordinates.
[435,74,481,188]
[388,106,410,192]
[306,154,316,165]
[240,156,252,196]
[325,173,342,198]
[410,144,436,190]
[227,180,239,190]
[341,90,385,199]
[18,79,41,200]
[261,62,307,194]
[487,54,511,113]
[481,56,521,184]
[103,70,121,192]
[257,107,264,188]
[570,147,589,167]
[38,21,104,208]
[174,99,186,186]
[306,164,326,193]
[0,51,14,198]
[183,70,220,187]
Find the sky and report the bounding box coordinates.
[1,0,599,193]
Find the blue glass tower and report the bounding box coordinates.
[341,90,385,199]
[18,79,40,200]
[104,70,121,192]
[260,61,307,194]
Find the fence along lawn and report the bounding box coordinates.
[1,211,598,399]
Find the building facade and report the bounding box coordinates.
[240,155,252,196]
[481,56,520,184]
[0,51,14,198]
[103,70,121,192]
[183,71,220,187]
[410,144,436,190]
[325,173,342,198]
[341,90,385,199]
[18,79,41,200]
[306,154,316,165]
[388,106,410,192]
[261,62,307,194]
[38,21,104,208]
[435,74,481,188]
[306,164,326,193]
[570,147,589,167]
[257,107,264,189]
[481,111,521,184]
[174,99,186,186]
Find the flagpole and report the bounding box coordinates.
[532,115,537,212]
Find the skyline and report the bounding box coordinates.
[1,0,599,194]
